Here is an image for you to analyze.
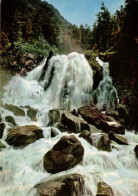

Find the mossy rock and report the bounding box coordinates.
[25,105,38,121]
[5,125,43,147]
[4,104,25,116]
[5,116,17,126]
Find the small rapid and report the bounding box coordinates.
[0,52,138,196]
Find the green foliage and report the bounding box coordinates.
[91,2,112,51]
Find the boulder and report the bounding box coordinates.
[5,116,17,126]
[134,145,138,159]
[43,135,84,173]
[78,105,109,132]
[35,173,84,196]
[79,130,93,145]
[96,181,113,196]
[5,125,43,147]
[109,132,128,145]
[89,124,101,134]
[104,115,116,122]
[61,113,90,133]
[98,134,111,152]
[51,128,58,138]
[105,109,120,120]
[0,123,6,138]
[48,109,65,126]
[4,104,25,116]
[91,133,111,152]
[109,124,125,135]
[48,109,90,133]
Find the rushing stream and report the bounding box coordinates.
[0,52,138,196]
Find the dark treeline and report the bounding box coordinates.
[1,0,138,92]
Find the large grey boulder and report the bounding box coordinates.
[96,181,113,196]
[78,105,109,132]
[5,125,43,147]
[43,135,84,173]
[35,173,84,196]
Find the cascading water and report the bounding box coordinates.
[93,57,118,110]
[0,52,138,196]
[2,52,93,111]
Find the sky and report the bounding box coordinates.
[45,0,125,27]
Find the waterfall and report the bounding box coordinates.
[93,57,118,110]
[2,52,93,111]
[0,52,138,196]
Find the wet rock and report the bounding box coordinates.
[48,109,65,126]
[57,123,70,132]
[5,116,17,126]
[98,134,111,152]
[35,173,84,196]
[51,128,58,138]
[5,125,43,147]
[105,115,116,122]
[79,130,93,145]
[0,123,6,138]
[4,104,25,116]
[134,145,138,159]
[43,135,84,173]
[96,181,113,196]
[105,109,120,121]
[109,124,125,135]
[25,105,38,121]
[78,105,109,132]
[61,113,90,133]
[91,133,111,152]
[109,132,128,145]
[89,124,101,134]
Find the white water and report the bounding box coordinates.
[94,57,118,110]
[0,53,138,196]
